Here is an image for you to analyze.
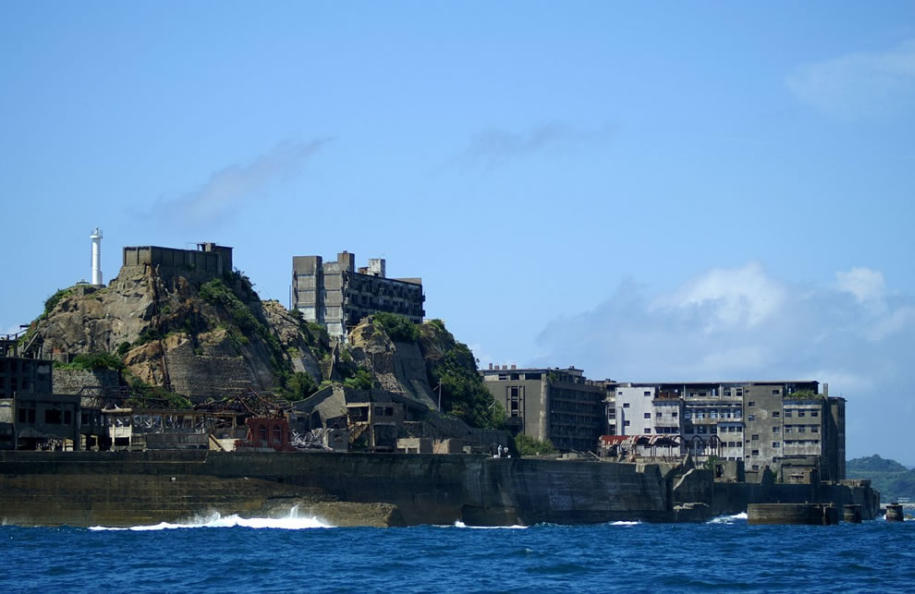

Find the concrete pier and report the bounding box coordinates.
[885,504,904,522]
[842,504,862,523]
[748,503,839,525]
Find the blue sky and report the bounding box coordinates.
[2,2,913,463]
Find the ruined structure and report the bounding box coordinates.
[607,380,846,483]
[291,251,424,338]
[480,366,607,451]
[122,242,233,282]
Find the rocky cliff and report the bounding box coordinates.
[22,264,328,402]
[21,263,498,428]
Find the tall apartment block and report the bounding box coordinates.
[608,380,845,482]
[291,251,425,338]
[480,366,607,452]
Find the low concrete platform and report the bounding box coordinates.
[748,503,839,525]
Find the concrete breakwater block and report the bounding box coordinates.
[842,504,863,524]
[748,503,839,525]
[885,504,904,522]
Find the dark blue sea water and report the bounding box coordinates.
[2,513,913,593]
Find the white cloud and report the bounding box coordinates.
[836,267,886,303]
[154,138,330,227]
[787,39,915,119]
[653,262,785,330]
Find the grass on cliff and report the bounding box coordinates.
[126,375,192,409]
[373,312,420,342]
[55,352,125,372]
[420,319,505,430]
[199,277,289,376]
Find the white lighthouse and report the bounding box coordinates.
[90,227,103,286]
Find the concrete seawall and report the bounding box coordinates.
[0,451,677,526]
[0,451,880,527]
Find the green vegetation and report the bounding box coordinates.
[343,368,374,390]
[305,321,330,347]
[847,455,915,502]
[133,327,163,346]
[514,434,556,456]
[422,321,505,429]
[373,312,419,342]
[43,288,72,318]
[125,376,192,409]
[279,371,318,401]
[116,341,132,356]
[787,389,822,400]
[56,352,124,372]
[200,278,260,334]
[703,455,722,471]
[199,278,288,377]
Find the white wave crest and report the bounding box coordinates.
[609,521,641,526]
[707,512,748,524]
[449,520,527,529]
[89,509,333,531]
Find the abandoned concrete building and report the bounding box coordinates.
[122,242,233,281]
[480,365,607,452]
[290,251,425,338]
[292,384,506,454]
[0,354,82,450]
[606,380,845,482]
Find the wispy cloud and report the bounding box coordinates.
[535,264,915,460]
[153,138,331,227]
[787,39,915,119]
[458,122,613,169]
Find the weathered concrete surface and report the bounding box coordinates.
[748,503,840,525]
[0,451,880,527]
[712,479,880,521]
[0,451,682,527]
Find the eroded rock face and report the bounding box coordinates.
[348,318,438,410]
[261,301,323,382]
[26,266,326,401]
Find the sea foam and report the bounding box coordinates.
[706,512,748,524]
[449,520,527,529]
[89,509,333,531]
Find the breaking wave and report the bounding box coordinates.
[706,512,747,524]
[89,509,333,531]
[609,521,641,526]
[449,520,527,529]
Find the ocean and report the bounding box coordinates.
[2,513,913,593]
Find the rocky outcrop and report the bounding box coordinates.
[24,265,329,402]
[22,262,495,435]
[348,318,437,409]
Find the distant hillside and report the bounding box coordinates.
[847,455,915,502]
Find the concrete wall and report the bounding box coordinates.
[122,244,232,282]
[0,451,675,526]
[743,384,785,472]
[52,368,120,396]
[615,385,656,436]
[0,450,879,527]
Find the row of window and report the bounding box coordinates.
[784,410,818,418]
[17,408,72,425]
[684,409,742,420]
